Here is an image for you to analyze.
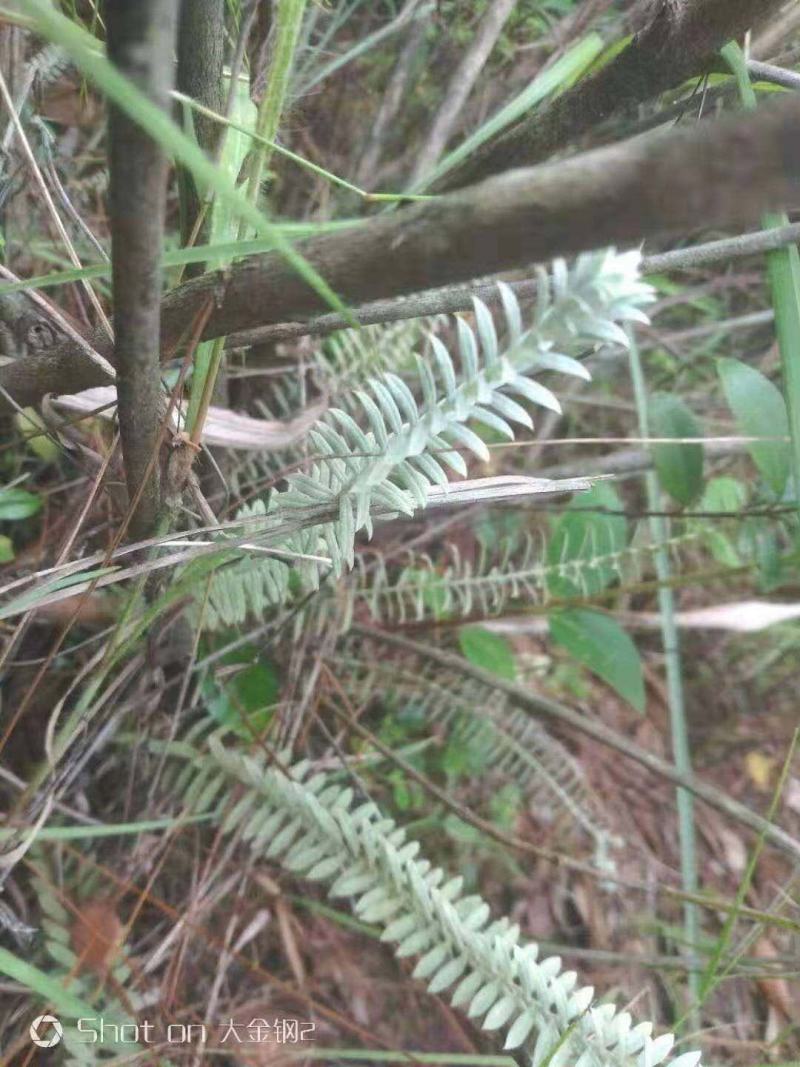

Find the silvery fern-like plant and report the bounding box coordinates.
[183,735,700,1067]
[275,248,652,570]
[343,532,677,625]
[335,647,620,869]
[200,250,653,629]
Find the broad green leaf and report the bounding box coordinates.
[15,408,59,462]
[693,477,747,567]
[0,487,42,520]
[722,41,800,509]
[0,535,12,562]
[206,643,280,736]
[458,625,516,681]
[717,357,790,496]
[700,476,748,513]
[546,481,627,596]
[648,393,704,504]
[745,518,784,591]
[549,609,645,712]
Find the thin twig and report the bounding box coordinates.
[106,0,179,538]
[411,0,517,185]
[0,65,112,337]
[356,627,800,863]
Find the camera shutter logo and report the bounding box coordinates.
[30,1014,63,1048]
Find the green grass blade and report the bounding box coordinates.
[0,222,358,297]
[628,328,700,1021]
[242,0,307,214]
[0,945,95,1018]
[17,0,348,319]
[410,34,604,192]
[184,71,256,435]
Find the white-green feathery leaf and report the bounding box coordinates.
[193,251,653,628]
[183,736,700,1067]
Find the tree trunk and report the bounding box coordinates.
[106,0,180,540]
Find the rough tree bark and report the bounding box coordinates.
[433,0,788,191]
[5,90,800,411]
[154,92,800,343]
[106,0,179,539]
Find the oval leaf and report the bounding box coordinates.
[717,358,790,496]
[0,487,42,521]
[549,609,645,712]
[648,393,703,504]
[458,626,516,681]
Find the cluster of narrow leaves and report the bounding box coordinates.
[200,250,654,629]
[183,735,700,1067]
[343,526,711,627]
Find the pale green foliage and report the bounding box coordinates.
[184,735,700,1067]
[344,530,706,626]
[30,868,150,1065]
[320,314,446,396]
[202,500,291,630]
[337,649,619,867]
[199,250,653,630]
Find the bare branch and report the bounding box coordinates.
[157,92,800,343]
[176,0,226,246]
[411,0,517,186]
[4,93,800,410]
[434,0,787,192]
[107,0,179,539]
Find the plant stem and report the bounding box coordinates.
[722,40,800,508]
[106,0,179,539]
[627,328,700,1020]
[242,0,308,224]
[187,0,308,443]
[176,0,226,248]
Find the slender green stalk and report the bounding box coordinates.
[691,730,798,1014]
[723,41,800,507]
[173,91,434,203]
[16,0,346,317]
[190,0,308,442]
[627,328,700,1019]
[242,0,308,221]
[184,72,256,438]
